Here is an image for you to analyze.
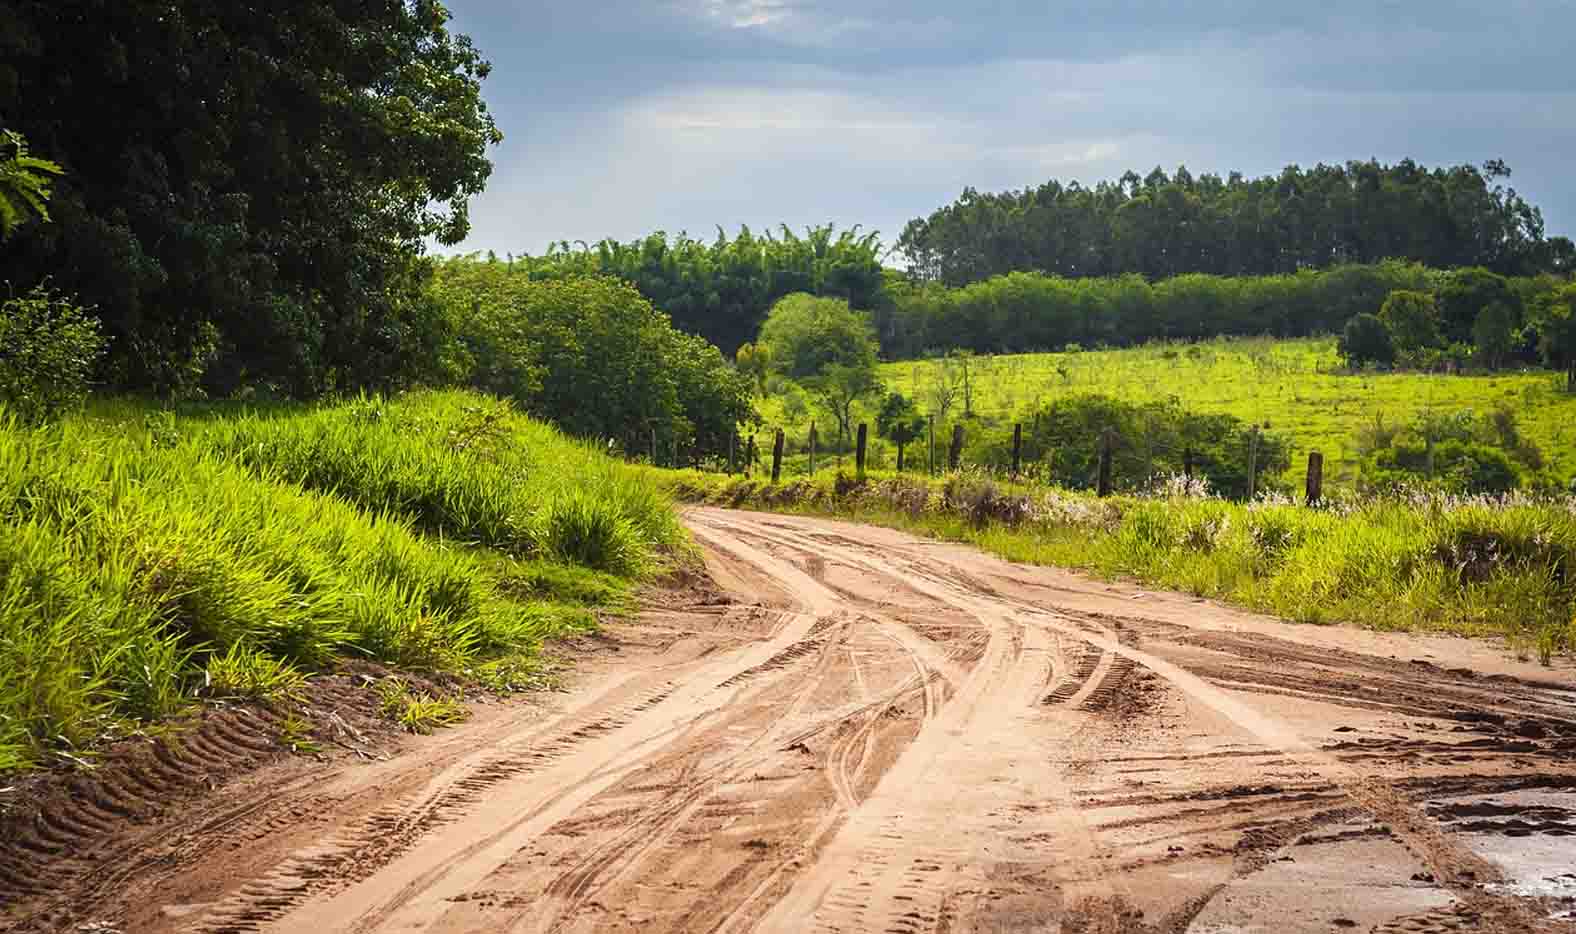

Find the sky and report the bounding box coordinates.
[444,0,1576,261]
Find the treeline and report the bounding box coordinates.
[898,161,1574,286]
[878,263,1575,368]
[0,1,501,397]
[494,225,886,356]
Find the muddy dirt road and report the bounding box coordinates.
[4,507,1576,933]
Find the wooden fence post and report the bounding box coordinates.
[1097,429,1113,497]
[1305,451,1324,506]
[855,423,868,478]
[771,429,784,484]
[948,424,964,471]
[1011,423,1022,479]
[1247,427,1260,501]
[896,440,905,473]
[808,422,817,475]
[1183,447,1194,479]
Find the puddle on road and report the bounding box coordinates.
[1429,789,1576,921]
[1190,815,1455,933]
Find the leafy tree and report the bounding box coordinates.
[0,131,62,239]
[1378,290,1442,359]
[0,0,502,396]
[758,293,883,443]
[1533,284,1576,391]
[427,265,751,462]
[1472,301,1518,370]
[1437,268,1519,345]
[1337,313,1396,369]
[876,393,926,471]
[899,159,1556,286]
[515,225,884,356]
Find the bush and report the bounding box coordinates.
[1337,313,1395,369]
[0,285,105,423]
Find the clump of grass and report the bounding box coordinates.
[198,390,684,573]
[203,644,307,701]
[0,390,674,772]
[374,679,470,735]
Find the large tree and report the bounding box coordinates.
[0,0,501,395]
[758,293,883,443]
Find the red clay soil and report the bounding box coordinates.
[2,506,1574,933]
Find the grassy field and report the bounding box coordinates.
[753,337,1576,487]
[659,466,1576,663]
[0,390,685,772]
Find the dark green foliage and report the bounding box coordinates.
[504,225,884,356]
[899,160,1555,286]
[1378,290,1443,360]
[1531,284,1576,390]
[427,262,753,464]
[1361,408,1547,494]
[0,0,501,396]
[0,285,106,423]
[1437,268,1520,345]
[881,262,1436,357]
[1338,314,1396,369]
[970,394,1291,499]
[876,393,925,466]
[1370,442,1521,496]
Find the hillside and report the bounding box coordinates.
[751,336,1576,488]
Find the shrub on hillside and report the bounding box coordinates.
[1337,313,1396,369]
[0,285,105,424]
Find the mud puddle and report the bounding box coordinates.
[1430,789,1576,920]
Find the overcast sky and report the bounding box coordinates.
[444,0,1576,260]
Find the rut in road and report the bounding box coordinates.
[6,507,1575,934]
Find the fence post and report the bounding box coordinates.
[928,415,936,476]
[746,434,756,477]
[1183,447,1194,479]
[809,422,817,475]
[1305,451,1324,506]
[651,426,658,466]
[1247,427,1260,501]
[896,440,905,473]
[771,429,784,484]
[948,424,964,471]
[856,423,868,478]
[1097,429,1113,497]
[1011,423,1022,479]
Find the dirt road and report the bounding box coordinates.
[4,507,1575,933]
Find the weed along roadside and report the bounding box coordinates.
[0,390,684,776]
[656,465,1576,663]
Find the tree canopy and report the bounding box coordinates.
[0,0,501,395]
[899,160,1571,286]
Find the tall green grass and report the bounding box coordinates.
[661,467,1576,662]
[0,391,685,771]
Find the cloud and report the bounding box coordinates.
[443,0,1576,258]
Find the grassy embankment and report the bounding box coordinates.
[753,337,1576,487]
[660,466,1576,663]
[0,390,686,772]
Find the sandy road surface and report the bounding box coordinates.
[4,507,1576,933]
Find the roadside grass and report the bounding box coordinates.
[751,337,1576,488]
[659,467,1576,663]
[0,391,683,772]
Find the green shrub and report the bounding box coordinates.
[0,286,106,424]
